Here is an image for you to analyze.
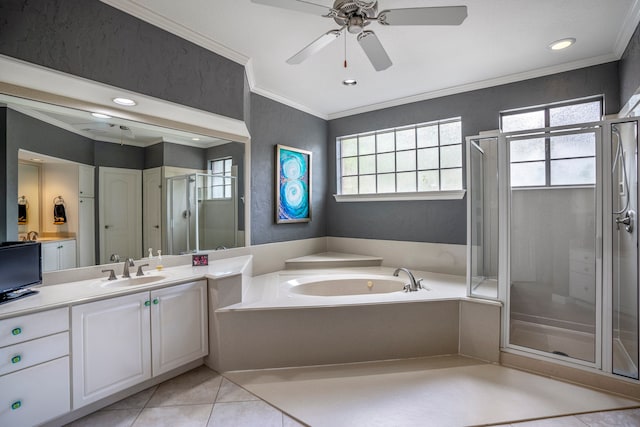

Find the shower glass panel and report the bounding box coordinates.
[507,127,600,364]
[467,136,499,299]
[611,121,639,379]
[167,173,238,254]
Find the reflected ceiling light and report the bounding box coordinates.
[112,97,137,106]
[91,112,112,119]
[342,79,357,86]
[549,38,576,51]
[192,137,200,141]
[31,158,42,162]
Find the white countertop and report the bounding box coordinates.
[0,255,252,320]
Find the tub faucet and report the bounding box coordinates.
[393,267,423,292]
[122,258,135,278]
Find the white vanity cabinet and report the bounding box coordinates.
[0,307,70,427]
[72,280,208,408]
[42,239,77,272]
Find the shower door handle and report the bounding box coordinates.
[615,210,634,233]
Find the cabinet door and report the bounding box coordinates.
[0,357,70,427]
[41,242,59,272]
[59,240,77,270]
[72,292,151,408]
[151,280,208,376]
[78,198,95,267]
[78,165,95,197]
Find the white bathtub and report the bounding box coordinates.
[211,267,501,371]
[287,275,407,296]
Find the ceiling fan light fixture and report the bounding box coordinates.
[549,38,575,51]
[112,97,137,106]
[342,78,357,86]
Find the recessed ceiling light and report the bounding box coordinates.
[31,158,42,162]
[549,38,576,51]
[192,137,201,141]
[112,97,137,106]
[343,79,357,86]
[91,112,112,119]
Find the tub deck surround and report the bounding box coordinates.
[284,251,383,269]
[0,255,252,320]
[210,266,502,371]
[228,266,479,310]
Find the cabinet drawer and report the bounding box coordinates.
[0,357,70,427]
[0,332,69,376]
[0,307,68,348]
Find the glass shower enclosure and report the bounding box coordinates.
[166,173,238,254]
[467,119,639,380]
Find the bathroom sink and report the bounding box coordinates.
[99,275,167,288]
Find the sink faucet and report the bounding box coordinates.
[393,267,423,292]
[122,258,135,278]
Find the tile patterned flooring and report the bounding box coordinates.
[67,364,640,427]
[66,366,305,427]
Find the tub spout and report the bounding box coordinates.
[393,267,423,292]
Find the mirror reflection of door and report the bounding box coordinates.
[99,167,142,263]
[143,168,162,256]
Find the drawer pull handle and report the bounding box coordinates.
[11,401,21,410]
[144,300,151,307]
[153,298,159,305]
[11,355,21,364]
[11,327,22,336]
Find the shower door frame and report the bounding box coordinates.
[499,122,604,371]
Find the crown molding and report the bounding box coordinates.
[615,0,640,57]
[100,0,249,66]
[327,54,619,120]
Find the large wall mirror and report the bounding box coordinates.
[4,91,249,272]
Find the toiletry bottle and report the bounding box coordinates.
[156,250,163,271]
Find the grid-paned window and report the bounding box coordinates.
[501,98,602,187]
[337,118,463,195]
[208,157,232,199]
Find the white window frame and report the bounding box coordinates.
[334,118,466,202]
[501,97,602,188]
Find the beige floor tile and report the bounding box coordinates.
[216,378,260,402]
[65,408,141,427]
[105,386,158,410]
[283,413,308,426]
[575,408,640,426]
[132,404,213,427]
[227,357,638,427]
[208,401,283,427]
[146,366,223,407]
[512,415,587,426]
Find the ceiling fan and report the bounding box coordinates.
[251,0,467,71]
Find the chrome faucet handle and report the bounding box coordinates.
[136,264,149,276]
[101,269,117,281]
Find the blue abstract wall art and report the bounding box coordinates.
[276,145,312,223]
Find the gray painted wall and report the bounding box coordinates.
[0,108,8,242]
[620,21,640,110]
[0,0,244,121]
[328,62,620,245]
[249,93,327,245]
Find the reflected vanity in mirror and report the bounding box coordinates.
[6,93,247,271]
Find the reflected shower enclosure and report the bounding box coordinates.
[167,173,239,254]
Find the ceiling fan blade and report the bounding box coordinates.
[251,0,333,16]
[286,30,342,65]
[378,6,467,26]
[357,31,392,71]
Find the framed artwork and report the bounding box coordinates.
[275,144,312,223]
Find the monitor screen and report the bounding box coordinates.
[0,241,42,294]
